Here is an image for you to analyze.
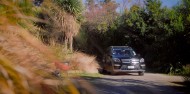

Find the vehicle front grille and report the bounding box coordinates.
[120,64,140,70]
[121,59,131,63]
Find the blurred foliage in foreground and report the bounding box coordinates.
[0,0,96,94]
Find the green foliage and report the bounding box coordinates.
[181,66,190,82]
[97,22,109,31]
[170,65,190,82]
[145,0,162,19]
[0,0,34,26]
[125,5,147,34]
[54,0,83,16]
[78,0,190,74]
[18,0,34,16]
[74,30,88,50]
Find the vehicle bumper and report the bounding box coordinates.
[112,63,145,73]
[113,69,145,73]
[113,63,146,69]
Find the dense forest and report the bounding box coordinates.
[73,0,190,74]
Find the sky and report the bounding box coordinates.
[160,0,180,7]
[82,0,181,13]
[82,0,180,8]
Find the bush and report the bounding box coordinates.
[69,52,100,73]
[181,65,190,83]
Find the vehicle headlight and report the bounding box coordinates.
[140,58,144,63]
[113,58,120,62]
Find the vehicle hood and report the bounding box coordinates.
[112,55,139,59]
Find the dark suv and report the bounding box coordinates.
[102,46,145,75]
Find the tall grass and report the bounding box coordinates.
[69,52,100,73]
[181,66,190,83]
[0,1,100,94]
[0,54,43,94]
[0,0,81,94]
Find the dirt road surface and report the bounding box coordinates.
[81,73,188,94]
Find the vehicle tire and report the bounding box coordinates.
[138,71,144,76]
[102,69,107,74]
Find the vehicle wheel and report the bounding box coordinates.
[138,71,144,76]
[102,69,107,74]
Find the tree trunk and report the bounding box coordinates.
[64,37,68,50]
[69,36,73,52]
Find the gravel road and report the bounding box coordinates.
[81,73,187,94]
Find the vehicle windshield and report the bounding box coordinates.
[111,49,136,57]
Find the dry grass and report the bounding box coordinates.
[0,1,100,94]
[50,45,101,74]
[0,0,80,94]
[38,0,80,51]
[69,52,100,73]
[0,32,55,74]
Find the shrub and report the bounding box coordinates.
[69,52,100,73]
[181,65,190,83]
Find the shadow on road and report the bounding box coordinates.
[170,81,190,94]
[79,76,187,94]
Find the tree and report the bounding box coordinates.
[77,0,119,56]
[116,0,188,72]
[36,0,83,52]
[84,0,119,32]
[55,0,83,16]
